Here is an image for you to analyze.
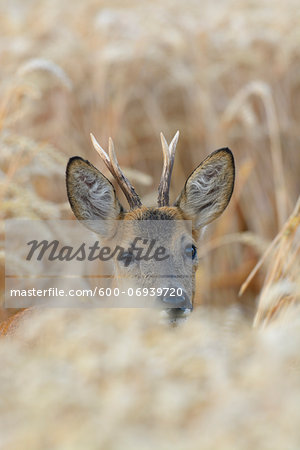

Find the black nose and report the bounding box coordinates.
[160,291,192,309]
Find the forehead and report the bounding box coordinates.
[120,207,193,242]
[124,206,185,221]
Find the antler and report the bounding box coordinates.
[90,133,142,210]
[157,131,179,207]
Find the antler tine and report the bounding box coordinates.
[90,133,111,169]
[90,133,142,210]
[158,131,179,207]
[108,138,142,209]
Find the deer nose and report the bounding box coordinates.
[160,291,192,309]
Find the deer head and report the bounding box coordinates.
[66,132,235,322]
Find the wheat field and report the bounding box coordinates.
[0,0,300,448]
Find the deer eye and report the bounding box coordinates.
[184,244,197,260]
[120,251,135,267]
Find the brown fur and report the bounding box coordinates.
[1,146,235,334]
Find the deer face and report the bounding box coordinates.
[66,133,235,322]
[113,207,199,319]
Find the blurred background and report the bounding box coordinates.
[0,0,299,319]
[1,2,300,449]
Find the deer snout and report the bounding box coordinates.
[159,290,192,310]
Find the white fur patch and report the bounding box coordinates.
[68,162,121,236]
[180,157,233,228]
[73,168,116,221]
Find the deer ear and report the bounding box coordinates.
[66,157,123,236]
[175,148,235,229]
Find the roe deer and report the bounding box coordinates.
[0,132,234,335]
[66,131,235,323]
